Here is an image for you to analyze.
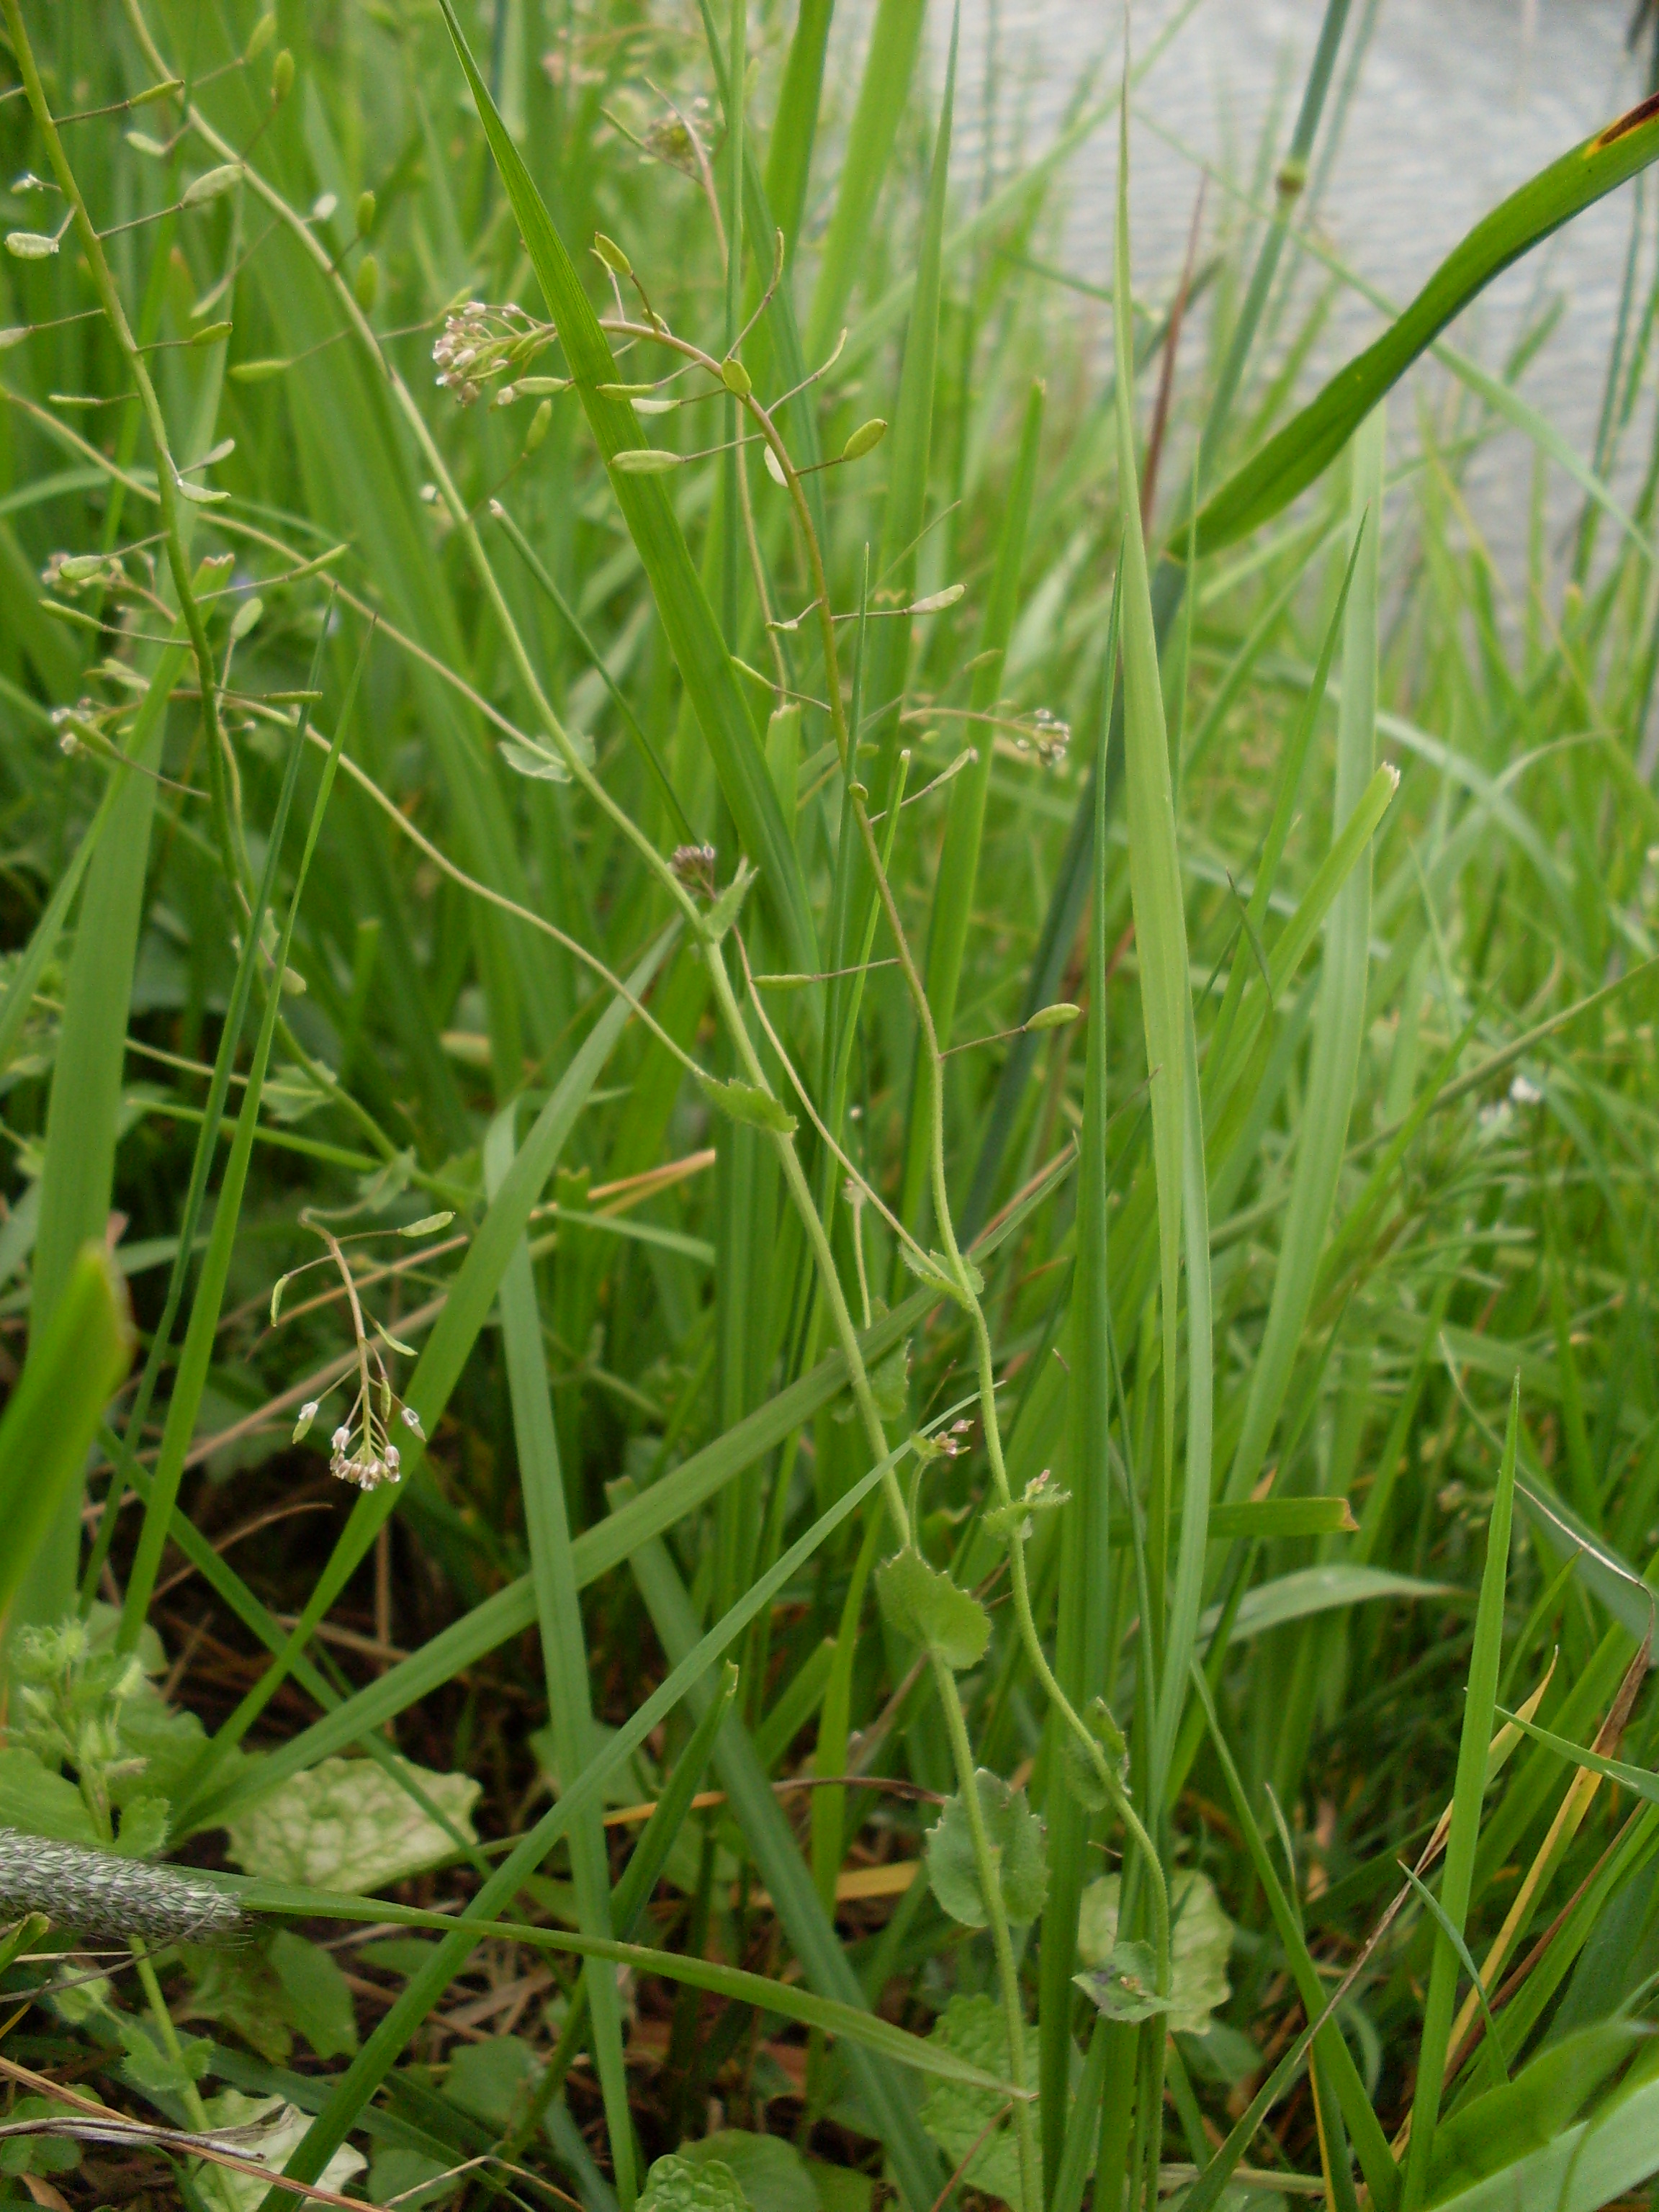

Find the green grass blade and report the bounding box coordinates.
[766,0,835,261]
[185,1287,936,1833]
[252,1435,917,2208]
[829,4,957,1125]
[0,774,117,1087]
[804,0,929,364]
[1224,411,1384,1503]
[899,377,1044,1233]
[1191,1663,1400,2211]
[433,0,817,980]
[0,1245,132,1626]
[1112,98,1212,1795]
[117,629,367,1647]
[1194,96,1659,553]
[487,1110,637,2209]
[1040,562,1122,2202]
[1401,1378,1521,2212]
[521,1663,741,2134]
[176,925,680,1816]
[20,634,185,1626]
[245,1883,1022,2100]
[627,1521,946,2212]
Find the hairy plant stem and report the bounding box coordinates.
[932,1648,1040,2212]
[130,1938,237,2209]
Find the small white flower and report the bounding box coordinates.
[331,1425,351,1453]
[401,1406,425,1439]
[385,1446,400,1476]
[1509,1073,1543,1107]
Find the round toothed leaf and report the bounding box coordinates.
[925,1769,1048,1928]
[876,1547,989,1671]
[637,2154,752,2212]
[920,1995,1043,2212]
[1074,1938,1169,2023]
[1076,1868,1234,2034]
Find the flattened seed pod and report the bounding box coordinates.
[0,1831,248,1944]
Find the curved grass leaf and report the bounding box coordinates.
[487,1110,635,2208]
[1194,94,1659,553]
[240,1881,1024,2102]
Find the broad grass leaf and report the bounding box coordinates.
[927,1770,1049,1928]
[1426,2024,1640,2206]
[1424,2069,1659,2212]
[919,1995,1043,2212]
[876,1548,990,1671]
[222,1755,480,1891]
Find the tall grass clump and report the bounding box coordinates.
[2,4,1659,2212]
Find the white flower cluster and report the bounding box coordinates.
[432,300,555,408]
[1012,706,1071,768]
[293,1394,424,1490]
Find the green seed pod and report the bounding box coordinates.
[1025,1001,1082,1032]
[244,12,276,59]
[720,356,751,398]
[229,356,289,382]
[271,47,295,101]
[181,163,243,207]
[188,319,233,347]
[592,230,631,279]
[523,397,553,454]
[611,447,683,475]
[840,416,888,462]
[356,188,377,238]
[354,253,379,313]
